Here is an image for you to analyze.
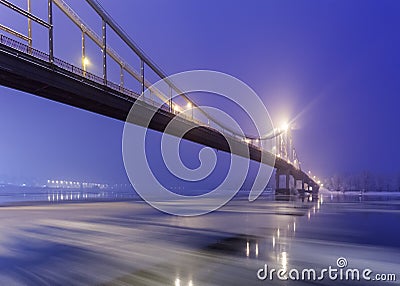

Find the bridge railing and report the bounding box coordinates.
[0,33,199,117]
[0,34,49,62]
[0,33,140,98]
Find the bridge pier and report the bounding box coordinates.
[275,169,291,196]
[303,180,319,200]
[312,185,320,200]
[297,179,306,201]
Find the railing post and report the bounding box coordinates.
[102,19,107,84]
[169,86,172,113]
[48,0,54,63]
[81,31,86,75]
[27,0,32,52]
[120,65,124,87]
[140,59,145,95]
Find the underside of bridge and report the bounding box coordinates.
[0,38,319,195]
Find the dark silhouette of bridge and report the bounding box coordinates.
[0,0,320,196]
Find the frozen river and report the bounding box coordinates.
[0,194,399,285]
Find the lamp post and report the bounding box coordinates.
[186,102,193,120]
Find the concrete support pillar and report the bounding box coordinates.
[312,185,320,199]
[275,168,290,198]
[285,171,290,189]
[275,170,280,190]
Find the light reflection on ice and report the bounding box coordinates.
[0,195,398,285]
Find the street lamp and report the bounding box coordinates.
[173,104,181,114]
[186,102,193,119]
[281,122,289,132]
[82,56,90,75]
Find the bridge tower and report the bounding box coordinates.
[274,124,313,198]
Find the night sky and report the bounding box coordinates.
[0,0,400,184]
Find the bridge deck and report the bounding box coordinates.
[0,36,318,190]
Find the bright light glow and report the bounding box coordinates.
[175,278,181,286]
[308,170,311,174]
[244,138,250,144]
[186,102,192,109]
[173,105,181,112]
[281,122,289,132]
[321,183,324,187]
[82,57,90,66]
[246,241,250,257]
[255,242,259,257]
[317,180,321,184]
[281,251,288,269]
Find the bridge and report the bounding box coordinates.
[0,0,320,197]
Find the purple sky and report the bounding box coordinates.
[0,0,400,184]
